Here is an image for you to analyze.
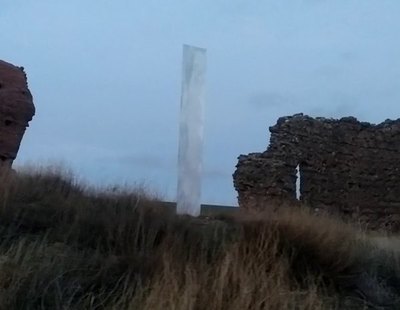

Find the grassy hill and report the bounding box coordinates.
[0,167,399,309]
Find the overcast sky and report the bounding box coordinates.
[2,1,400,205]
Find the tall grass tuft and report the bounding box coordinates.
[0,167,398,309]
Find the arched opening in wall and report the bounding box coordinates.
[294,162,306,201]
[296,164,301,200]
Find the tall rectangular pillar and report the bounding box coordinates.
[177,45,207,216]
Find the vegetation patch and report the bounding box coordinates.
[0,168,399,309]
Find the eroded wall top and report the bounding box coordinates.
[233,114,400,229]
[0,60,35,169]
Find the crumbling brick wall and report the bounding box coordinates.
[0,60,35,171]
[233,114,400,229]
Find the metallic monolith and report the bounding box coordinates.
[176,45,206,216]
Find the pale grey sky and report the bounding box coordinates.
[2,0,400,205]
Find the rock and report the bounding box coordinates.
[233,114,400,230]
[0,60,35,171]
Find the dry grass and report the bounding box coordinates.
[0,167,399,309]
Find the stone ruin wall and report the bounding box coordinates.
[233,114,400,229]
[0,60,35,172]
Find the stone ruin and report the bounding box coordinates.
[0,60,35,172]
[233,114,400,229]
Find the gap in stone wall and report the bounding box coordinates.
[296,164,301,200]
